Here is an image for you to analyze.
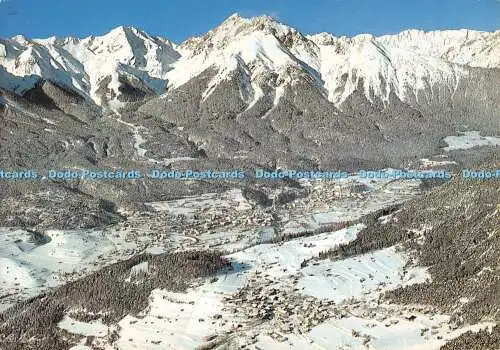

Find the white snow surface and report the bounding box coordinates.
[419,158,457,168]
[146,189,252,216]
[0,227,137,309]
[254,316,495,350]
[298,246,430,302]
[443,131,500,151]
[58,315,109,337]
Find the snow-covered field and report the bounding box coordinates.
[254,314,495,350]
[419,157,457,168]
[146,189,252,216]
[0,227,137,311]
[58,315,110,337]
[443,131,500,151]
[297,246,430,302]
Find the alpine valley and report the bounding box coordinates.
[0,15,499,350]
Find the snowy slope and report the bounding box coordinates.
[164,14,311,107]
[0,26,179,107]
[165,15,499,108]
[377,29,500,68]
[308,35,465,105]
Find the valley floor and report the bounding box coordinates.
[1,172,497,350]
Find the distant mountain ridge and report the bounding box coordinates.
[1,14,499,110]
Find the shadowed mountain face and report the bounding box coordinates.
[0,15,499,230]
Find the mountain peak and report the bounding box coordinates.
[109,25,139,34]
[225,12,243,21]
[179,13,301,56]
[221,13,280,24]
[103,25,146,41]
[11,34,29,45]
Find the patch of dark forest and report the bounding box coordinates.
[0,250,230,350]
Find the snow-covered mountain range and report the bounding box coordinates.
[1,14,499,110]
[0,25,179,107]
